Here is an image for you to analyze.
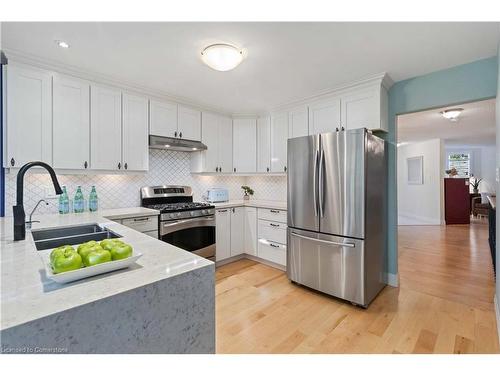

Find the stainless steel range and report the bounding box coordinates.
[141,186,216,261]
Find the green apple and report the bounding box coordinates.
[110,243,133,261]
[77,243,102,259]
[82,249,112,267]
[52,248,82,274]
[100,239,124,251]
[50,245,75,265]
[77,240,97,253]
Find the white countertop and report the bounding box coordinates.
[210,199,287,210]
[0,207,212,331]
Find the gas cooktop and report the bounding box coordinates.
[145,202,214,213]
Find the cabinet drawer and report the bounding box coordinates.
[121,216,158,232]
[258,219,286,244]
[257,208,287,223]
[258,239,286,266]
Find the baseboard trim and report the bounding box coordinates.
[385,272,399,287]
[495,295,500,344]
[244,254,286,271]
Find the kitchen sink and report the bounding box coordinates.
[32,223,122,251]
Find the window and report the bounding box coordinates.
[448,153,470,177]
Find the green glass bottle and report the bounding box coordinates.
[74,186,84,213]
[89,186,98,212]
[58,186,69,214]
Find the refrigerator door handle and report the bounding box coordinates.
[319,148,325,217]
[313,149,319,216]
[290,231,355,248]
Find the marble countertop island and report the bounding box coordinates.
[0,208,215,354]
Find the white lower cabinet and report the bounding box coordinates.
[244,207,257,256]
[112,215,159,239]
[216,205,286,267]
[215,208,231,261]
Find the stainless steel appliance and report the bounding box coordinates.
[205,188,229,203]
[287,128,387,307]
[141,186,216,260]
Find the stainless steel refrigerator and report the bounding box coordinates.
[287,128,387,307]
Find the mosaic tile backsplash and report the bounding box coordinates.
[4,149,287,216]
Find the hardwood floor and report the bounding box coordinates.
[215,220,499,353]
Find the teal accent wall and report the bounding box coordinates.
[382,56,498,276]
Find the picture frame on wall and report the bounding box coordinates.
[407,156,423,185]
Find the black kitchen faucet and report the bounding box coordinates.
[13,161,63,241]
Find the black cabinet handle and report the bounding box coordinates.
[84,161,88,169]
[179,132,182,138]
[266,167,269,172]
[215,167,218,172]
[232,208,235,213]
[118,162,121,169]
[219,166,222,172]
[124,163,128,170]
[218,209,228,213]
[133,217,150,222]
[270,243,280,248]
[284,166,287,172]
[270,209,280,213]
[270,223,280,227]
[10,158,15,167]
[174,131,178,137]
[233,167,236,172]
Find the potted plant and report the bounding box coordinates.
[241,185,254,201]
[470,175,482,194]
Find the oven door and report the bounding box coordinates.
[160,216,215,260]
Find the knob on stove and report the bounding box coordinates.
[190,211,195,217]
[169,213,175,219]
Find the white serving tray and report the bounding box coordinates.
[40,247,142,284]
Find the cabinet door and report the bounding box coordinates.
[230,207,245,256]
[232,118,257,173]
[244,207,258,256]
[178,105,201,141]
[90,85,122,170]
[288,106,308,138]
[308,97,341,135]
[270,112,288,173]
[216,208,231,261]
[122,93,149,171]
[257,116,271,173]
[5,64,52,167]
[218,116,233,173]
[149,99,178,138]
[341,87,379,130]
[200,111,219,173]
[53,75,90,169]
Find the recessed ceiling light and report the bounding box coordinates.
[201,44,243,72]
[440,108,463,122]
[55,40,70,49]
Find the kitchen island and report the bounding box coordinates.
[0,208,215,354]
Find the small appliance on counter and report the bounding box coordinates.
[204,188,229,203]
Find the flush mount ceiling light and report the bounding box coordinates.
[55,40,70,49]
[201,44,243,71]
[440,108,463,122]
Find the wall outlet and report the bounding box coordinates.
[45,187,59,200]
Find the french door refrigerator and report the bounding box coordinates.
[287,128,387,307]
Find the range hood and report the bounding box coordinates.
[149,135,207,152]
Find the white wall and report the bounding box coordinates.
[444,145,496,195]
[397,139,444,225]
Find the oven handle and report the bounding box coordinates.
[161,216,215,234]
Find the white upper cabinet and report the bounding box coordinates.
[232,118,257,173]
[257,116,271,173]
[122,93,149,171]
[341,85,389,132]
[4,64,52,168]
[270,112,288,173]
[308,96,341,135]
[288,106,309,138]
[191,112,232,173]
[53,74,90,170]
[218,116,233,173]
[90,85,122,170]
[178,105,201,141]
[149,99,178,138]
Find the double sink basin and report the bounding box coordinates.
[32,223,122,251]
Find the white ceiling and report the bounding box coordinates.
[1,22,499,114]
[397,98,496,146]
